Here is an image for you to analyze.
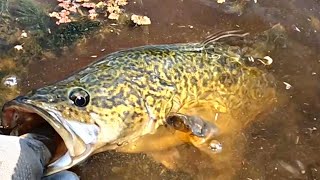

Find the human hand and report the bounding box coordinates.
[0,133,79,180]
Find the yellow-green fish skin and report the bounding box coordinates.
[24,40,274,144]
[2,27,285,175]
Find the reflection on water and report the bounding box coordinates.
[1,0,320,179]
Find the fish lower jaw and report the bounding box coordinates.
[42,115,101,176]
[44,143,94,176]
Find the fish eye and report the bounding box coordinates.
[69,88,90,107]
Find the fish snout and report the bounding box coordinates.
[14,95,28,103]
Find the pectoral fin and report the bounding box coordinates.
[166,113,222,154]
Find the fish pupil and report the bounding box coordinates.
[75,96,86,107]
[69,88,90,107]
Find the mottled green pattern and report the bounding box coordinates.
[25,39,275,146]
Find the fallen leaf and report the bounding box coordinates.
[131,14,151,25]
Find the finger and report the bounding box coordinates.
[41,171,79,180]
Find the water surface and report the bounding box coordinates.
[1,0,320,179]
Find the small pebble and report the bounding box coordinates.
[2,75,19,87]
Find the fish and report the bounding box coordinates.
[0,26,284,176]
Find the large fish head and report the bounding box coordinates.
[1,75,110,176]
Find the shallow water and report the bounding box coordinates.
[1,0,320,179]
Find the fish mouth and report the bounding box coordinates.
[1,96,99,176]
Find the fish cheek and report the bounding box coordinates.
[61,106,94,123]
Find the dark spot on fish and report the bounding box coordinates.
[215,66,222,73]
[122,111,130,117]
[100,75,117,86]
[219,73,234,87]
[183,76,188,84]
[131,80,147,89]
[91,96,114,108]
[138,118,144,123]
[191,77,197,84]
[154,64,159,71]
[126,52,140,60]
[131,112,143,119]
[198,61,204,69]
[173,74,179,81]
[73,111,79,116]
[135,97,142,106]
[202,80,208,87]
[159,79,173,87]
[92,88,106,94]
[155,107,161,113]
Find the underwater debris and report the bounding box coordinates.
[263,56,273,65]
[49,0,104,24]
[106,0,127,20]
[49,10,72,25]
[2,0,103,50]
[13,44,23,51]
[7,0,51,31]
[20,30,28,38]
[0,57,22,106]
[2,75,18,88]
[198,0,250,15]
[258,56,273,65]
[283,82,292,90]
[292,25,301,32]
[0,0,149,59]
[131,14,151,25]
[49,0,151,25]
[40,20,101,49]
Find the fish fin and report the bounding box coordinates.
[166,113,222,154]
[201,30,249,47]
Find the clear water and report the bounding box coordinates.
[1,0,320,179]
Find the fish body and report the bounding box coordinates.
[1,29,281,175]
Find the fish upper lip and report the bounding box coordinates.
[1,99,94,176]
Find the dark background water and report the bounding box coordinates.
[1,0,320,179]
